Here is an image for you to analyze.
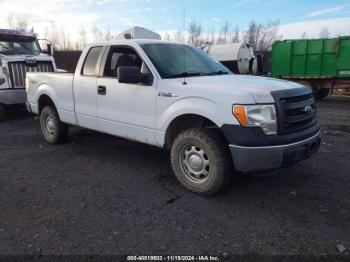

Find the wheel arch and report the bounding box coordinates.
[35,83,59,114]
[38,94,57,114]
[35,84,58,113]
[164,113,229,150]
[159,97,235,149]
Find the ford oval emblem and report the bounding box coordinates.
[304,105,313,114]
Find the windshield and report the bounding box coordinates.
[141,43,231,78]
[0,35,41,55]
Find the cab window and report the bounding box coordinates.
[103,46,149,78]
[82,46,102,76]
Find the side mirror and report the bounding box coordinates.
[118,66,152,85]
[47,43,54,56]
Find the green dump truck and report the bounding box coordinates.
[271,36,350,99]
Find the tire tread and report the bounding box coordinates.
[170,128,232,196]
[40,105,68,144]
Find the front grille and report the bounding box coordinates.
[273,91,317,134]
[8,61,53,89]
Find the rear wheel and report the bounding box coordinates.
[313,87,330,100]
[40,105,68,144]
[0,104,5,122]
[170,128,232,196]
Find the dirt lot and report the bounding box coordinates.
[0,96,349,257]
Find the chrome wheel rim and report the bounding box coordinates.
[179,144,210,183]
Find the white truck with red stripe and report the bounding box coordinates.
[26,40,321,195]
[0,29,56,121]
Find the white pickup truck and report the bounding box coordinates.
[26,39,321,195]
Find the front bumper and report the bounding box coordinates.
[0,89,26,105]
[229,131,321,172]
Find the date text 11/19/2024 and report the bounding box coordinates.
[127,255,221,261]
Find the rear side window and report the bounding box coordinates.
[82,46,102,76]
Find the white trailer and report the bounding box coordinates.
[203,43,263,75]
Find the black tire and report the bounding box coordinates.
[170,128,232,196]
[40,105,68,144]
[0,104,5,122]
[313,87,330,100]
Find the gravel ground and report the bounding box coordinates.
[0,96,349,257]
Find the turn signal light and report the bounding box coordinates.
[233,105,247,126]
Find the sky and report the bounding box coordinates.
[0,0,350,43]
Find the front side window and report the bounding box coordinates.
[140,43,230,78]
[0,35,41,55]
[103,46,143,78]
[82,46,102,76]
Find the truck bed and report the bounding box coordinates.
[26,72,76,124]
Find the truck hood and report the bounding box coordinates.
[184,74,308,103]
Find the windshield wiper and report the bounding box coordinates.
[205,70,230,76]
[165,71,202,79]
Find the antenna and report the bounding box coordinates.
[182,6,187,85]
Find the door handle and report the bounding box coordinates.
[97,85,106,95]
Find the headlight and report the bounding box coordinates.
[233,104,277,135]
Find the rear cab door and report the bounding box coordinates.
[73,45,105,130]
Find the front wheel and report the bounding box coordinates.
[40,105,68,144]
[170,128,232,196]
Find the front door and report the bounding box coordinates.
[96,45,157,145]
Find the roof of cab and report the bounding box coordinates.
[87,39,186,47]
[0,29,36,37]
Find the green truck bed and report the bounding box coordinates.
[271,36,350,79]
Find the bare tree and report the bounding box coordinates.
[244,20,281,51]
[16,17,28,31]
[78,26,87,50]
[217,21,230,44]
[92,25,114,42]
[258,21,282,50]
[43,23,74,51]
[222,21,230,44]
[188,21,202,46]
[92,25,103,42]
[231,25,240,43]
[209,27,216,44]
[6,13,15,29]
[6,13,28,31]
[244,20,262,49]
[173,30,184,42]
[204,27,211,44]
[44,27,71,51]
[44,22,60,48]
[59,29,73,51]
[105,27,112,41]
[162,32,171,41]
[319,27,330,38]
